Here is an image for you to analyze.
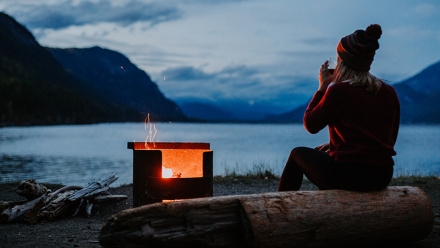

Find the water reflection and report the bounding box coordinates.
[0,154,132,186]
[0,123,439,185]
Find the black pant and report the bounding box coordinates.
[278,147,393,191]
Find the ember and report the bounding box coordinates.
[162,166,173,178]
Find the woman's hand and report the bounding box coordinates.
[318,60,333,92]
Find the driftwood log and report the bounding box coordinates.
[15,178,49,200]
[99,186,433,248]
[0,174,126,224]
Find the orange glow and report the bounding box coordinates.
[161,149,204,178]
[130,142,210,178]
[162,199,183,203]
[128,142,212,206]
[162,166,173,178]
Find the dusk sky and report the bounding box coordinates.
[2,0,440,113]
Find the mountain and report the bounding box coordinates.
[262,103,307,123]
[48,46,186,122]
[263,60,440,124]
[177,99,297,122]
[0,12,186,126]
[178,101,236,122]
[0,12,135,126]
[398,61,440,94]
[392,60,440,123]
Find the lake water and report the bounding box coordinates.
[0,123,439,186]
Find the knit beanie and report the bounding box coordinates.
[337,24,382,71]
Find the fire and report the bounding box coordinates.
[128,141,212,206]
[162,166,173,178]
[144,113,157,146]
[141,115,206,180]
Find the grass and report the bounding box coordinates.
[215,162,440,187]
[223,161,278,179]
[390,175,440,186]
[213,162,279,185]
[221,161,439,181]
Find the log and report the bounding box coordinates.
[0,174,122,223]
[0,185,82,223]
[99,186,434,248]
[240,187,434,247]
[24,186,83,223]
[38,189,80,221]
[15,178,49,200]
[68,173,118,201]
[0,195,46,223]
[0,200,28,212]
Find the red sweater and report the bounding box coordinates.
[304,82,400,166]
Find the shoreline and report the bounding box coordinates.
[0,176,439,247]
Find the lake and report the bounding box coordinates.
[0,123,439,186]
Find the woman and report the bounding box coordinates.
[278,24,400,192]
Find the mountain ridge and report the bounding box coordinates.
[1,11,439,125]
[260,60,440,124]
[0,12,187,126]
[48,46,187,122]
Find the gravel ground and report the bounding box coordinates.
[0,176,439,247]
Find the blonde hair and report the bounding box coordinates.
[333,60,383,93]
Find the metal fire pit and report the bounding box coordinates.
[128,142,213,207]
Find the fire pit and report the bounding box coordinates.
[128,142,213,206]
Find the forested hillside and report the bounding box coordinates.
[0,12,186,126]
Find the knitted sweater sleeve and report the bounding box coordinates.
[390,87,400,145]
[303,85,349,134]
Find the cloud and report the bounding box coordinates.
[219,65,259,78]
[161,66,215,81]
[157,64,314,111]
[414,3,439,17]
[6,0,182,30]
[299,37,336,47]
[5,0,439,114]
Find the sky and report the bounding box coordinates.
[2,0,440,115]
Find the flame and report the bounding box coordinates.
[162,166,173,178]
[144,113,157,147]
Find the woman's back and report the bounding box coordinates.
[319,82,400,165]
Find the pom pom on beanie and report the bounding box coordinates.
[337,24,382,71]
[365,24,382,40]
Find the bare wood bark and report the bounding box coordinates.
[68,173,118,201]
[0,185,83,223]
[15,178,48,200]
[240,186,434,247]
[0,200,28,212]
[99,186,434,248]
[38,190,79,221]
[24,196,47,224]
[0,195,46,223]
[99,195,246,248]
[22,186,83,223]
[0,174,121,223]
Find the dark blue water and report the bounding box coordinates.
[1,123,439,186]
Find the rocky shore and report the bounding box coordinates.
[0,176,439,247]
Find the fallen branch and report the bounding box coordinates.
[0,174,125,224]
[0,200,28,212]
[0,195,48,223]
[15,178,49,200]
[68,173,118,201]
